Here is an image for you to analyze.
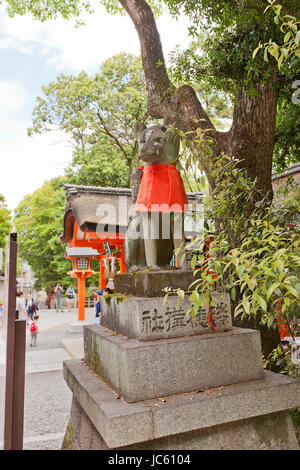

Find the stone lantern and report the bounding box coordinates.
[66,247,98,322]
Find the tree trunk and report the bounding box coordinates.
[120,0,280,353]
[119,0,277,198]
[229,81,278,200]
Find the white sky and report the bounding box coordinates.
[0,1,191,212]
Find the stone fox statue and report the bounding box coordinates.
[125,122,188,271]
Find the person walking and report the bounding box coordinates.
[66,285,74,312]
[93,289,103,324]
[54,283,64,312]
[16,291,30,323]
[26,292,38,321]
[29,314,39,347]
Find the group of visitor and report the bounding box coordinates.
[14,283,75,348]
[13,279,111,345]
[16,291,39,322]
[16,291,40,347]
[47,284,75,312]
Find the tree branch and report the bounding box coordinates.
[119,1,219,141]
[96,110,130,163]
[119,0,172,118]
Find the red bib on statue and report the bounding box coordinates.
[135,164,188,213]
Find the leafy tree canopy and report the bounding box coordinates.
[6,1,300,172]
[0,194,12,253]
[1,0,163,21]
[165,0,300,171]
[28,53,149,187]
[14,177,73,289]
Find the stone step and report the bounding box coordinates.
[63,359,300,449]
[100,293,232,341]
[83,325,264,403]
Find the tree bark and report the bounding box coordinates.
[119,0,278,199]
[229,81,278,200]
[119,0,281,356]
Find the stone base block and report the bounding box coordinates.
[84,325,264,402]
[100,293,232,341]
[62,359,300,450]
[67,320,92,334]
[114,270,195,297]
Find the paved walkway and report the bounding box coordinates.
[22,307,95,450]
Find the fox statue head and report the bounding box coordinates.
[134,122,180,164]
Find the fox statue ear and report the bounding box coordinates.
[134,121,147,139]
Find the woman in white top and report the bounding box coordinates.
[16,292,30,322]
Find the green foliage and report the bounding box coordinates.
[172,126,300,335]
[265,343,300,444]
[265,344,300,378]
[1,0,165,21]
[169,35,233,131]
[163,0,296,93]
[253,1,300,69]
[252,2,300,172]
[14,177,72,289]
[184,152,300,336]
[273,93,300,173]
[1,0,93,22]
[65,138,129,188]
[100,0,165,17]
[6,1,300,172]
[28,53,149,187]
[167,1,300,170]
[0,194,12,252]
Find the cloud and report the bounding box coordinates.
[0,118,73,212]
[0,79,30,116]
[0,2,139,72]
[0,1,192,212]
[0,2,191,73]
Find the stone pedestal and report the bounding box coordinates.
[67,320,93,334]
[62,271,300,450]
[84,326,264,403]
[99,292,231,340]
[63,362,299,450]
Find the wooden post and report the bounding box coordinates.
[11,320,26,450]
[99,256,106,289]
[3,233,26,450]
[119,249,127,274]
[77,275,86,322]
[3,233,17,450]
